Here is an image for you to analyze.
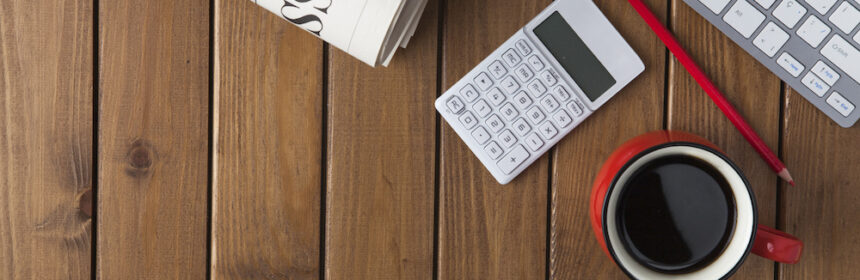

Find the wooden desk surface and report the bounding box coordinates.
[1,0,858,279]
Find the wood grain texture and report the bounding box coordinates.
[668,1,780,279]
[549,0,667,278]
[97,0,209,278]
[212,0,322,278]
[778,90,860,279]
[438,0,549,279]
[0,0,93,278]
[324,2,438,279]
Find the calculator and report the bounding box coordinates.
[684,0,860,127]
[435,0,644,184]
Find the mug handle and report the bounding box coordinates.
[752,224,803,264]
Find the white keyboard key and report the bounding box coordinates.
[473,99,492,117]
[756,0,776,9]
[497,145,529,174]
[796,15,831,47]
[753,22,790,57]
[567,100,584,117]
[830,2,860,34]
[820,35,860,83]
[552,110,574,128]
[502,49,521,67]
[541,95,561,113]
[488,60,508,79]
[500,103,519,120]
[516,40,533,55]
[552,86,571,101]
[525,133,545,151]
[803,0,837,14]
[514,64,535,82]
[528,55,545,71]
[699,0,731,13]
[855,31,860,44]
[486,114,505,133]
[460,84,479,102]
[526,107,546,124]
[474,72,494,91]
[446,96,465,114]
[723,0,766,38]
[827,91,855,116]
[777,52,805,77]
[499,130,517,148]
[513,91,533,110]
[802,72,830,96]
[459,112,478,129]
[487,88,506,106]
[527,80,548,98]
[471,126,491,144]
[539,69,559,86]
[774,0,807,28]
[812,61,840,85]
[484,142,504,160]
[512,118,532,136]
[538,122,559,140]
[500,76,520,94]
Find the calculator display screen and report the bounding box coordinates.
[533,12,616,102]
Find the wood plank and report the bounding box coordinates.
[324,2,438,279]
[549,0,667,278]
[438,0,549,278]
[668,1,781,279]
[0,0,93,278]
[211,0,322,278]
[778,90,860,279]
[97,0,209,278]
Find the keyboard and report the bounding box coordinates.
[435,0,643,184]
[684,0,860,127]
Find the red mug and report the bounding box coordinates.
[590,131,802,279]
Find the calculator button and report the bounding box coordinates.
[503,49,522,67]
[460,84,480,102]
[777,52,805,77]
[755,0,775,9]
[526,107,546,124]
[753,22,789,57]
[540,69,559,86]
[471,126,491,144]
[474,72,495,91]
[459,112,478,129]
[541,95,561,113]
[500,103,519,121]
[516,40,533,55]
[487,88,507,106]
[538,122,558,140]
[528,55,545,71]
[820,36,860,83]
[567,100,584,117]
[515,65,535,82]
[500,76,520,94]
[830,2,860,34]
[552,110,573,128]
[486,114,505,133]
[723,0,765,39]
[826,92,855,117]
[512,118,532,136]
[773,0,806,29]
[527,80,548,98]
[699,0,731,14]
[445,96,465,114]
[513,91,533,110]
[488,60,508,79]
[499,130,518,148]
[473,99,492,117]
[552,86,571,101]
[525,133,545,151]
[802,72,830,97]
[497,145,530,175]
[812,61,840,86]
[796,15,831,48]
[805,0,837,15]
[484,141,504,160]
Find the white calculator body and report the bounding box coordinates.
[435,0,644,184]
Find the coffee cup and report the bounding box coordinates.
[590,130,802,279]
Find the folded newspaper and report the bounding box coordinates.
[252,0,429,67]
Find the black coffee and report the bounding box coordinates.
[616,155,736,273]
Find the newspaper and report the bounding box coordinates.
[252,0,428,67]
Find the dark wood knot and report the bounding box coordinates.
[126,139,155,178]
[77,188,93,218]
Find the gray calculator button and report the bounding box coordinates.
[471,126,491,144]
[488,60,508,79]
[459,111,478,129]
[528,55,545,70]
[487,88,506,106]
[497,145,530,174]
[526,107,546,124]
[446,96,465,114]
[460,84,480,102]
[500,76,520,94]
[513,91,533,110]
[516,40,533,55]
[474,72,494,91]
[515,64,534,82]
[512,118,532,136]
[527,79,547,98]
[503,49,522,67]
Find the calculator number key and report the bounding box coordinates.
[473,99,492,117]
[525,133,545,151]
[446,96,465,114]
[503,49,522,67]
[500,103,519,120]
[471,126,491,144]
[460,84,480,102]
[486,114,505,133]
[515,65,535,82]
[497,145,530,174]
[526,107,546,124]
[488,60,508,79]
[484,142,504,160]
[487,88,506,106]
[499,130,518,148]
[500,76,520,95]
[513,91,533,110]
[512,118,532,136]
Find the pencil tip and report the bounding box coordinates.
[778,169,794,186]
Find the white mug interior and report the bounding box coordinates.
[603,144,756,279]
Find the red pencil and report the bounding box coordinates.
[627,0,795,185]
